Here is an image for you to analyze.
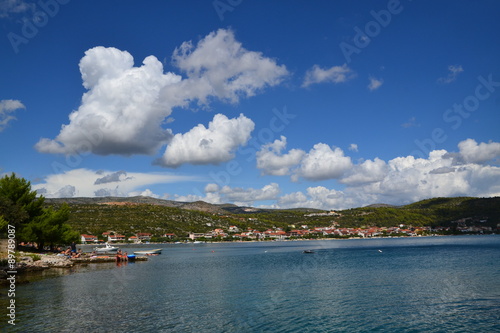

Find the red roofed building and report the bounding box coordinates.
[136,233,152,241]
[81,234,97,244]
[108,234,126,242]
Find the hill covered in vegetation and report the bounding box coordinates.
[45,196,500,239]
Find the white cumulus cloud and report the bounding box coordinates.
[221,182,280,206]
[276,191,309,208]
[256,136,305,176]
[170,28,289,104]
[456,138,500,164]
[340,158,388,185]
[259,139,500,209]
[172,138,500,209]
[127,189,160,198]
[295,143,353,181]
[257,141,354,182]
[157,113,255,168]
[35,47,181,155]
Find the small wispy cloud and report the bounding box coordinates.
[367,76,383,91]
[437,65,463,84]
[0,0,35,18]
[401,116,420,128]
[348,143,358,152]
[302,64,355,88]
[0,99,25,132]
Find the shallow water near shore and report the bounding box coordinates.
[2,235,500,332]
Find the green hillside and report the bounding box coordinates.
[53,204,236,238]
[338,197,500,228]
[46,196,500,239]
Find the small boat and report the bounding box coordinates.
[134,249,162,255]
[95,243,119,253]
[303,250,315,254]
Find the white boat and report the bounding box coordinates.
[134,249,162,255]
[94,243,119,253]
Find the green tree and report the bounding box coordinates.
[0,174,44,230]
[19,204,79,250]
[0,173,78,249]
[0,215,7,232]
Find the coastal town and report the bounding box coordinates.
[80,221,496,244]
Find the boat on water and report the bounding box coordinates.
[95,243,119,253]
[303,250,315,254]
[134,249,162,255]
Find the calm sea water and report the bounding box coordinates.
[2,236,500,332]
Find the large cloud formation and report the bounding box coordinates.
[35,46,181,155]
[168,28,289,104]
[252,138,500,209]
[35,29,288,164]
[33,140,500,208]
[177,139,500,209]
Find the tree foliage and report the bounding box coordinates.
[0,174,44,229]
[0,173,78,249]
[19,204,79,249]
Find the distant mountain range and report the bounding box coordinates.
[45,196,324,215]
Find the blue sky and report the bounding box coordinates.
[1,0,499,209]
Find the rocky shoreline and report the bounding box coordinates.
[0,252,147,282]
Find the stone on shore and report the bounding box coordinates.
[16,253,74,270]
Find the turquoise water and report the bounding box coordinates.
[3,236,500,332]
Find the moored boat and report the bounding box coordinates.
[134,249,162,255]
[95,243,119,253]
